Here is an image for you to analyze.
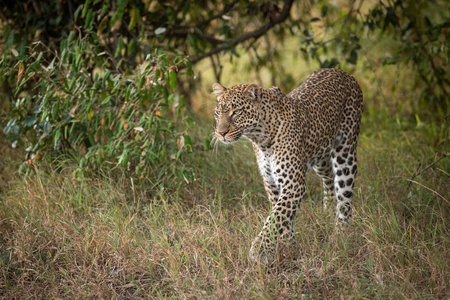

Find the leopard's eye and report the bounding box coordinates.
[232,109,241,116]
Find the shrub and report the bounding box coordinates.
[1,30,194,184]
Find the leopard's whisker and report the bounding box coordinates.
[214,137,220,156]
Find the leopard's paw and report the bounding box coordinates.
[330,219,349,242]
[249,236,275,265]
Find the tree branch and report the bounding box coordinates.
[169,29,226,45]
[179,0,294,70]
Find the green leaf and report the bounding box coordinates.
[127,39,136,55]
[74,6,82,22]
[84,9,94,30]
[321,5,328,17]
[101,96,111,105]
[176,149,182,160]
[23,116,37,127]
[3,118,16,134]
[415,114,422,127]
[186,60,194,76]
[54,129,61,148]
[110,0,127,27]
[82,0,92,18]
[203,137,212,151]
[184,134,193,153]
[115,37,124,57]
[182,2,190,17]
[97,16,109,35]
[128,8,139,31]
[347,48,358,65]
[67,31,75,44]
[169,71,177,89]
[103,70,111,81]
[119,151,129,168]
[36,52,43,63]
[51,102,60,120]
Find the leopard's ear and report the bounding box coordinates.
[212,83,226,97]
[244,84,260,103]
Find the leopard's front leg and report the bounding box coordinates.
[250,172,306,263]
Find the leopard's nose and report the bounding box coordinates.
[217,130,229,137]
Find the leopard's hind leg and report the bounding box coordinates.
[313,155,336,210]
[331,141,357,223]
[331,94,362,224]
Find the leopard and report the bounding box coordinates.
[212,68,363,263]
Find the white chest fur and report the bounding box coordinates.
[255,147,278,184]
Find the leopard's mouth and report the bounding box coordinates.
[215,132,242,144]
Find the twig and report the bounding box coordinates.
[414,154,448,177]
[194,1,239,28]
[322,0,361,45]
[406,179,449,205]
[437,168,449,177]
[167,0,238,45]
[247,48,263,86]
[408,114,449,187]
[210,54,223,83]
[184,187,200,205]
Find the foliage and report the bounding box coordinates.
[0,1,202,181]
[0,0,297,73]
[1,29,194,183]
[1,0,448,105]
[0,0,298,176]
[298,0,449,114]
[1,1,448,169]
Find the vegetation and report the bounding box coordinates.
[0,0,448,298]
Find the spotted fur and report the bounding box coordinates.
[212,68,363,263]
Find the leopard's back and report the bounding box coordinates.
[286,68,363,159]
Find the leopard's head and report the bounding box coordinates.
[212,83,261,144]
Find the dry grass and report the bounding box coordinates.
[1,121,449,298]
[1,25,449,299]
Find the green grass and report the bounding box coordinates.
[0,114,448,298]
[1,29,449,298]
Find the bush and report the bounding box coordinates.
[1,30,194,184]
